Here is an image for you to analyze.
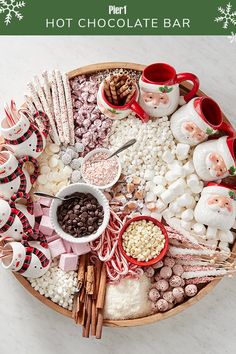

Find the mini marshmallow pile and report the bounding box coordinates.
[145,257,198,313]
[109,116,175,178]
[28,261,78,310]
[34,143,72,195]
[70,75,113,154]
[59,142,85,183]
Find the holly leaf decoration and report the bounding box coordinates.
[108,108,120,114]
[159,85,173,93]
[229,190,236,201]
[229,166,236,175]
[206,127,217,135]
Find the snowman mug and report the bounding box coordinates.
[139,63,199,118]
[0,150,39,200]
[97,82,149,122]
[171,97,235,146]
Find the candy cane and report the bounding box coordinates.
[55,70,70,145]
[62,73,75,145]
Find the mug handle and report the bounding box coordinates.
[130,101,149,123]
[176,73,200,103]
[220,121,235,138]
[10,192,34,215]
[18,155,40,185]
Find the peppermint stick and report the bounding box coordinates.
[55,70,70,145]
[42,70,54,114]
[182,268,227,279]
[62,73,75,145]
[27,82,43,111]
[169,246,216,258]
[51,70,64,143]
[34,76,60,145]
[24,95,36,114]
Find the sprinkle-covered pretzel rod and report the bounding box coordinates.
[62,73,75,145]
[51,70,64,143]
[55,70,70,146]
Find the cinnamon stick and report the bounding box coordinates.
[96,309,104,339]
[77,254,87,292]
[91,260,102,336]
[83,295,92,338]
[96,263,107,309]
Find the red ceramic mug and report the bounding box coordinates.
[97,81,149,122]
[139,63,199,117]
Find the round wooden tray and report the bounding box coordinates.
[14,62,236,327]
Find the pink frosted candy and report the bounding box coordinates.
[59,253,78,272]
[39,215,54,236]
[71,242,90,255]
[160,266,173,279]
[42,207,50,216]
[33,202,43,218]
[185,284,198,297]
[63,240,72,253]
[156,299,169,312]
[39,197,52,208]
[163,257,175,268]
[154,273,161,282]
[168,302,174,310]
[156,279,169,292]
[163,291,175,303]
[172,287,184,299]
[48,238,66,258]
[148,288,161,302]
[152,261,163,269]
[151,302,159,313]
[172,264,184,276]
[45,233,60,243]
[169,275,182,287]
[144,267,155,278]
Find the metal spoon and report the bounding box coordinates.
[92,138,136,163]
[34,192,77,202]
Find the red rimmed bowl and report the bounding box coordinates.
[118,215,169,267]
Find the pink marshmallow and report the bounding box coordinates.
[71,242,91,255]
[59,253,79,272]
[33,202,43,218]
[48,238,66,258]
[39,215,54,236]
[39,197,52,208]
[42,207,50,216]
[63,240,72,253]
[46,233,60,243]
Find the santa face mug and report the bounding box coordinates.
[170,97,235,146]
[97,81,149,122]
[1,233,51,278]
[0,110,49,159]
[0,151,39,200]
[139,63,199,118]
[193,136,236,181]
[194,183,236,231]
[0,192,35,241]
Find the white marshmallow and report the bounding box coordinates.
[145,192,156,203]
[153,185,166,196]
[162,150,174,164]
[144,169,155,181]
[189,181,204,194]
[180,220,192,231]
[162,208,174,220]
[169,201,182,214]
[152,175,166,186]
[182,160,195,175]
[177,193,195,208]
[181,209,194,221]
[142,207,151,216]
[156,199,167,212]
[169,178,186,196]
[193,223,206,236]
[218,230,234,243]
[206,226,218,239]
[187,174,199,188]
[160,189,176,204]
[176,143,190,160]
[219,241,229,250]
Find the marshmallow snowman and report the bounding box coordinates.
[0,151,39,200]
[0,111,49,159]
[0,193,35,241]
[194,183,236,231]
[193,136,236,181]
[1,233,51,278]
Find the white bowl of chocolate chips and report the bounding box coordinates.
[50,183,110,244]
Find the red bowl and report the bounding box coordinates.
[118,215,169,267]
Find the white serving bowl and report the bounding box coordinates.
[49,183,110,244]
[81,147,122,190]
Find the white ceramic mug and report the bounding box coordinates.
[171,97,235,146]
[193,136,236,181]
[97,82,149,122]
[139,63,199,118]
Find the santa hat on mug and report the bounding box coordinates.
[202,182,236,201]
[217,136,236,176]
